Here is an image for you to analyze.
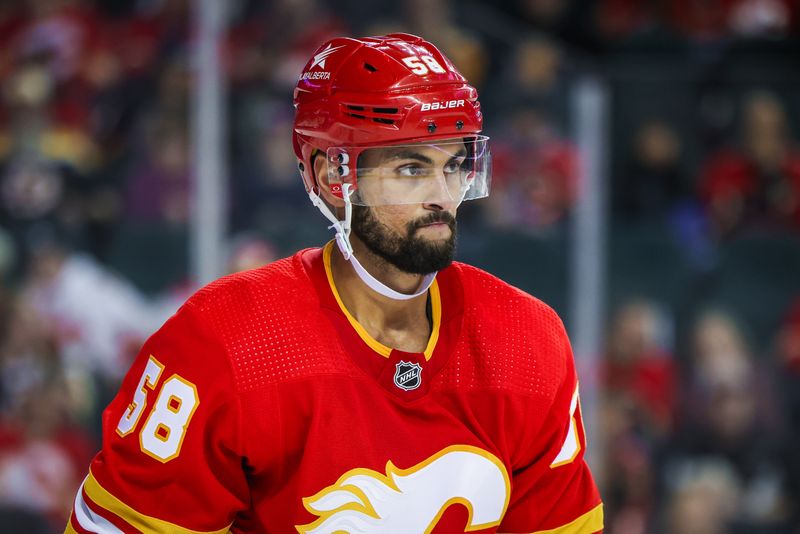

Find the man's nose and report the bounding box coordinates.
[420,169,458,209]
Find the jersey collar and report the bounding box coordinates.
[321,241,442,361]
[301,243,463,399]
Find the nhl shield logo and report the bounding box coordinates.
[394,361,422,391]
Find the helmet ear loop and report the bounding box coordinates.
[306,149,356,260]
[335,183,355,260]
[334,149,359,260]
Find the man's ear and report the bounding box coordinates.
[313,154,345,208]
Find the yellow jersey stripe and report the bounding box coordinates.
[322,242,442,361]
[527,503,604,534]
[84,470,232,534]
[423,279,441,360]
[64,516,80,534]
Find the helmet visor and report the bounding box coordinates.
[326,136,490,206]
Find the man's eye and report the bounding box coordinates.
[444,159,466,174]
[444,162,459,174]
[397,165,427,177]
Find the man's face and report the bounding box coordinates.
[350,140,466,274]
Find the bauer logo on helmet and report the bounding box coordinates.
[421,100,465,112]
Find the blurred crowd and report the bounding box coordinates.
[0,0,797,531]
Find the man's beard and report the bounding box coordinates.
[351,206,457,274]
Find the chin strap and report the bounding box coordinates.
[348,249,436,300]
[307,184,436,301]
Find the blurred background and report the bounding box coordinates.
[0,0,797,532]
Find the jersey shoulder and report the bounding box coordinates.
[439,262,571,400]
[450,261,565,339]
[187,252,313,315]
[182,249,354,392]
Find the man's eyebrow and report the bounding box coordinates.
[385,147,467,164]
[386,150,433,165]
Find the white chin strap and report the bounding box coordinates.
[308,184,436,301]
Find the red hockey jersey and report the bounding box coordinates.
[66,243,603,533]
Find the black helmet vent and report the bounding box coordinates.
[343,104,401,125]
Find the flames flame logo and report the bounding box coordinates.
[296,445,510,533]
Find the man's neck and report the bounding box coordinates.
[329,241,432,353]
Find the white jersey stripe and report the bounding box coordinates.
[73,477,125,534]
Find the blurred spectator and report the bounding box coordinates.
[124,114,190,227]
[487,34,567,121]
[432,26,490,90]
[13,0,102,85]
[603,299,677,436]
[526,142,579,225]
[599,0,797,42]
[19,230,159,384]
[487,107,579,231]
[776,296,800,398]
[0,296,95,531]
[225,0,351,236]
[481,33,580,231]
[0,297,57,414]
[600,393,657,534]
[513,0,602,52]
[1,54,99,169]
[403,0,490,89]
[664,460,741,534]
[0,369,88,530]
[599,299,676,534]
[698,90,800,237]
[728,0,797,37]
[0,41,108,267]
[232,0,349,91]
[667,0,734,41]
[148,233,273,332]
[616,118,691,221]
[0,160,76,250]
[689,311,756,391]
[230,103,304,234]
[226,233,279,274]
[596,0,667,41]
[775,297,800,524]
[147,51,190,121]
[665,310,791,530]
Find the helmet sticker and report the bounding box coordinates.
[421,100,465,112]
[401,55,447,75]
[310,43,345,70]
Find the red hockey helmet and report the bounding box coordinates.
[293,33,487,203]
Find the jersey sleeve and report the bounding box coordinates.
[499,315,604,534]
[65,300,249,534]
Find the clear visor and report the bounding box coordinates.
[326,136,491,206]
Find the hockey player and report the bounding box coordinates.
[66,34,603,533]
